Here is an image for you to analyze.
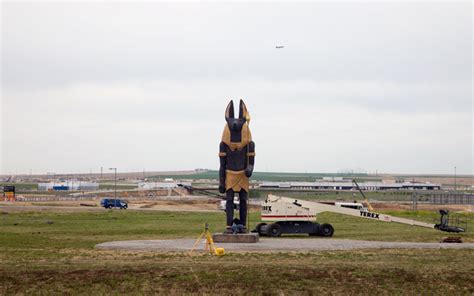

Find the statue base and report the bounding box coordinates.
[212,233,259,243]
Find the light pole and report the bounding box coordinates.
[109,168,117,199]
[454,166,457,192]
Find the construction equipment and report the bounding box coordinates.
[254,194,466,237]
[178,184,233,211]
[435,209,467,233]
[178,185,466,237]
[190,223,225,256]
[352,179,374,212]
[334,201,368,212]
[177,184,224,199]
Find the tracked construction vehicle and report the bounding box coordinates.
[255,194,466,237]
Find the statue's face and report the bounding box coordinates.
[227,117,246,132]
[224,99,248,137]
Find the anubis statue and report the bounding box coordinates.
[219,100,255,233]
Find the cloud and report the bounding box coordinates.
[2,78,472,174]
[1,2,472,174]
[3,2,471,88]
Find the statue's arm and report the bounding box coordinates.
[219,142,227,193]
[245,141,255,177]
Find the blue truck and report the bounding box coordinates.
[100,198,128,209]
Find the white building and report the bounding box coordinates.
[259,181,440,191]
[138,181,191,190]
[38,181,99,191]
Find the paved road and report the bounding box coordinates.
[96,238,474,252]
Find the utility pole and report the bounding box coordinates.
[454,166,457,192]
[109,168,117,199]
[100,167,103,179]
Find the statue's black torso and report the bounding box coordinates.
[223,145,248,171]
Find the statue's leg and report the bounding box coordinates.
[225,189,235,227]
[239,190,248,227]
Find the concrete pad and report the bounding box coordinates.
[212,233,259,243]
[95,238,474,252]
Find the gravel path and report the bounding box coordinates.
[96,238,474,252]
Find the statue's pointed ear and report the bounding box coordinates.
[239,99,248,119]
[225,100,234,120]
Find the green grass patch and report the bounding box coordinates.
[0,210,472,251]
[0,210,473,294]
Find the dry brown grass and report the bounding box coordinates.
[1,249,473,295]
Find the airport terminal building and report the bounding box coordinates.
[259,181,441,191]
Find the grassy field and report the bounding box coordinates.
[1,210,473,294]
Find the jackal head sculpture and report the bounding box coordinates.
[222,99,252,151]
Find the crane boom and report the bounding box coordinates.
[262,194,435,229]
[352,179,374,212]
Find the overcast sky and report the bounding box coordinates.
[1,2,472,175]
